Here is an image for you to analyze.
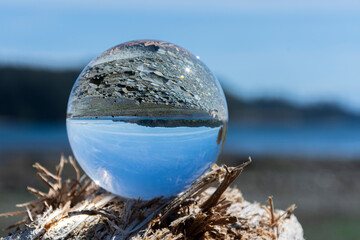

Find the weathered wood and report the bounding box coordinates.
[1,157,304,240]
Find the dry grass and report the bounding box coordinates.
[0,156,302,240]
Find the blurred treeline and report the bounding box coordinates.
[0,66,358,124]
[0,67,79,122]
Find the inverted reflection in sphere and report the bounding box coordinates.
[67,40,228,199]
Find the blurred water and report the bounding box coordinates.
[1,121,360,158]
[0,123,69,152]
[225,121,360,158]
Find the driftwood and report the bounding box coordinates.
[0,156,304,239]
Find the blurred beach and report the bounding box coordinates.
[1,151,359,239]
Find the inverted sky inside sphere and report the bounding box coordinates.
[67,40,228,199]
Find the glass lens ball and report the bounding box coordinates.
[66,40,228,199]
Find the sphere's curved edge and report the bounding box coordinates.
[65,39,228,199]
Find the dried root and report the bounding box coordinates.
[0,156,303,240]
[0,155,97,230]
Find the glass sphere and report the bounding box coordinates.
[66,40,228,199]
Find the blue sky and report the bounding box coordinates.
[1,0,360,112]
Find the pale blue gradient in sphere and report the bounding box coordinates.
[66,40,228,199]
[67,118,223,199]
